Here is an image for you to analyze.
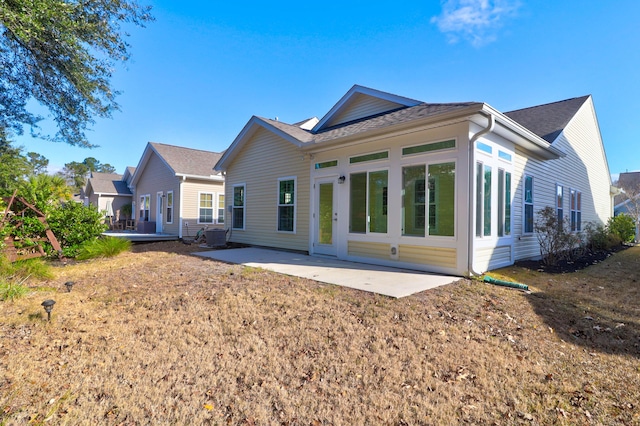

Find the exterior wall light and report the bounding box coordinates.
[338,176,346,184]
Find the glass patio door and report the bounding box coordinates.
[314,179,337,256]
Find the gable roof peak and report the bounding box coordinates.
[503,95,591,143]
[313,84,423,132]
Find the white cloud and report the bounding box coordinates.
[431,0,521,47]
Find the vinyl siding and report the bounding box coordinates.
[398,244,457,268]
[181,180,225,238]
[348,241,389,260]
[474,245,512,272]
[225,128,310,251]
[133,152,181,235]
[324,94,405,128]
[513,99,612,261]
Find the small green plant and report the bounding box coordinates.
[608,213,636,243]
[12,258,54,280]
[0,279,30,301]
[76,236,131,260]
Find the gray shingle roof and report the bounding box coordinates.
[258,102,480,146]
[149,142,223,177]
[312,102,479,143]
[87,173,132,195]
[504,96,590,143]
[618,171,640,190]
[615,171,640,205]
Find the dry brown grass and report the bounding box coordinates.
[1,242,639,425]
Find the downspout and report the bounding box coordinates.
[178,176,185,239]
[468,112,495,276]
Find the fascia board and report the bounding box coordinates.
[129,144,153,186]
[480,105,564,160]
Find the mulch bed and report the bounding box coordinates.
[514,244,631,274]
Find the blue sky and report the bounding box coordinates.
[16,0,640,180]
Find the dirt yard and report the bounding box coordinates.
[1,242,639,424]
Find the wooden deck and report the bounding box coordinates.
[103,231,179,242]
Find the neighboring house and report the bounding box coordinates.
[129,142,225,237]
[85,172,133,218]
[215,85,615,276]
[614,171,640,241]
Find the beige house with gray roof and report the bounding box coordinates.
[130,142,225,237]
[215,85,615,276]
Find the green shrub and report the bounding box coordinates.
[48,202,108,257]
[534,206,583,265]
[608,214,636,243]
[76,236,131,260]
[583,222,621,251]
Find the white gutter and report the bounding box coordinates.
[468,112,495,276]
[175,173,225,182]
[178,176,185,238]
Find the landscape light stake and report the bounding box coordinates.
[41,300,55,321]
[65,281,74,292]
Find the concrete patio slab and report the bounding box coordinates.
[194,247,461,298]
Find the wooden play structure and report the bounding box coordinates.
[1,190,63,262]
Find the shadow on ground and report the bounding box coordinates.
[523,245,640,358]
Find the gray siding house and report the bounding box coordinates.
[130,142,225,237]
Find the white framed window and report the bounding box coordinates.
[475,162,492,237]
[524,175,534,233]
[498,169,511,237]
[350,169,388,234]
[166,191,173,224]
[556,185,563,230]
[277,177,296,232]
[139,194,150,221]
[232,184,245,230]
[570,189,582,232]
[217,194,225,224]
[198,192,214,224]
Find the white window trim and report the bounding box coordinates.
[570,188,582,232]
[349,149,390,165]
[217,193,225,225]
[232,183,246,230]
[348,168,390,235]
[402,138,457,157]
[139,194,150,221]
[523,175,534,234]
[197,191,215,225]
[166,190,174,224]
[556,184,563,228]
[277,176,297,233]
